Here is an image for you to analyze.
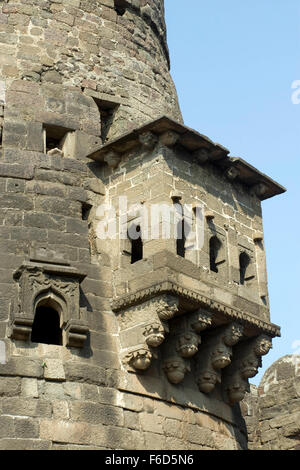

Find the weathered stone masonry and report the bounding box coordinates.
[0,0,286,450]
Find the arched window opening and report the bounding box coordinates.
[129,225,143,264]
[31,305,62,346]
[239,252,254,285]
[209,236,222,273]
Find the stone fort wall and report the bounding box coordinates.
[0,0,284,451]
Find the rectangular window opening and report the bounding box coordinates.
[43,124,71,155]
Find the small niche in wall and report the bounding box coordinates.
[128,225,143,264]
[239,251,255,285]
[92,97,119,144]
[43,124,72,156]
[209,236,223,273]
[114,0,127,16]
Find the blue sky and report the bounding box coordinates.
[165,0,300,384]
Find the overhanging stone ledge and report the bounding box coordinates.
[111,281,281,338]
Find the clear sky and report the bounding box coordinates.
[165,0,300,384]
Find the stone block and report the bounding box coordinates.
[0,377,21,397]
[43,359,65,381]
[70,401,124,427]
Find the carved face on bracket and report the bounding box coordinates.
[241,356,261,379]
[176,332,200,358]
[254,336,272,357]
[223,323,244,347]
[143,323,166,348]
[127,349,152,371]
[163,357,188,385]
[227,379,249,404]
[190,311,213,334]
[156,296,179,321]
[211,345,232,370]
[139,131,158,150]
[197,369,218,394]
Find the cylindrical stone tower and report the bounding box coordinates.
[0,0,284,451]
[0,0,182,145]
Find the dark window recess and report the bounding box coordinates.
[0,126,2,147]
[43,124,69,154]
[92,98,119,144]
[82,202,92,221]
[114,0,127,16]
[31,306,62,346]
[209,236,222,273]
[239,252,254,285]
[176,219,191,258]
[130,226,143,264]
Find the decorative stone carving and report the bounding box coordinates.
[11,261,88,348]
[139,131,158,149]
[111,281,281,338]
[155,295,179,321]
[223,335,273,404]
[176,332,200,358]
[226,166,240,181]
[223,323,244,347]
[143,322,167,348]
[124,347,153,372]
[196,368,219,394]
[190,310,213,334]
[159,131,180,147]
[195,323,244,394]
[163,356,190,384]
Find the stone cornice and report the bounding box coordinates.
[111,281,281,338]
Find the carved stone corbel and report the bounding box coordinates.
[155,295,179,321]
[139,131,158,150]
[65,318,89,348]
[195,323,244,394]
[163,356,190,384]
[159,131,180,147]
[123,346,153,372]
[176,331,200,359]
[190,310,213,334]
[223,334,273,404]
[143,321,168,348]
[10,316,33,341]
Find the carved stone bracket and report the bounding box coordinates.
[10,261,88,348]
[163,356,190,385]
[196,323,244,394]
[65,314,89,349]
[118,295,178,372]
[143,321,168,348]
[161,311,213,385]
[123,346,153,372]
[155,295,179,321]
[223,334,273,404]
